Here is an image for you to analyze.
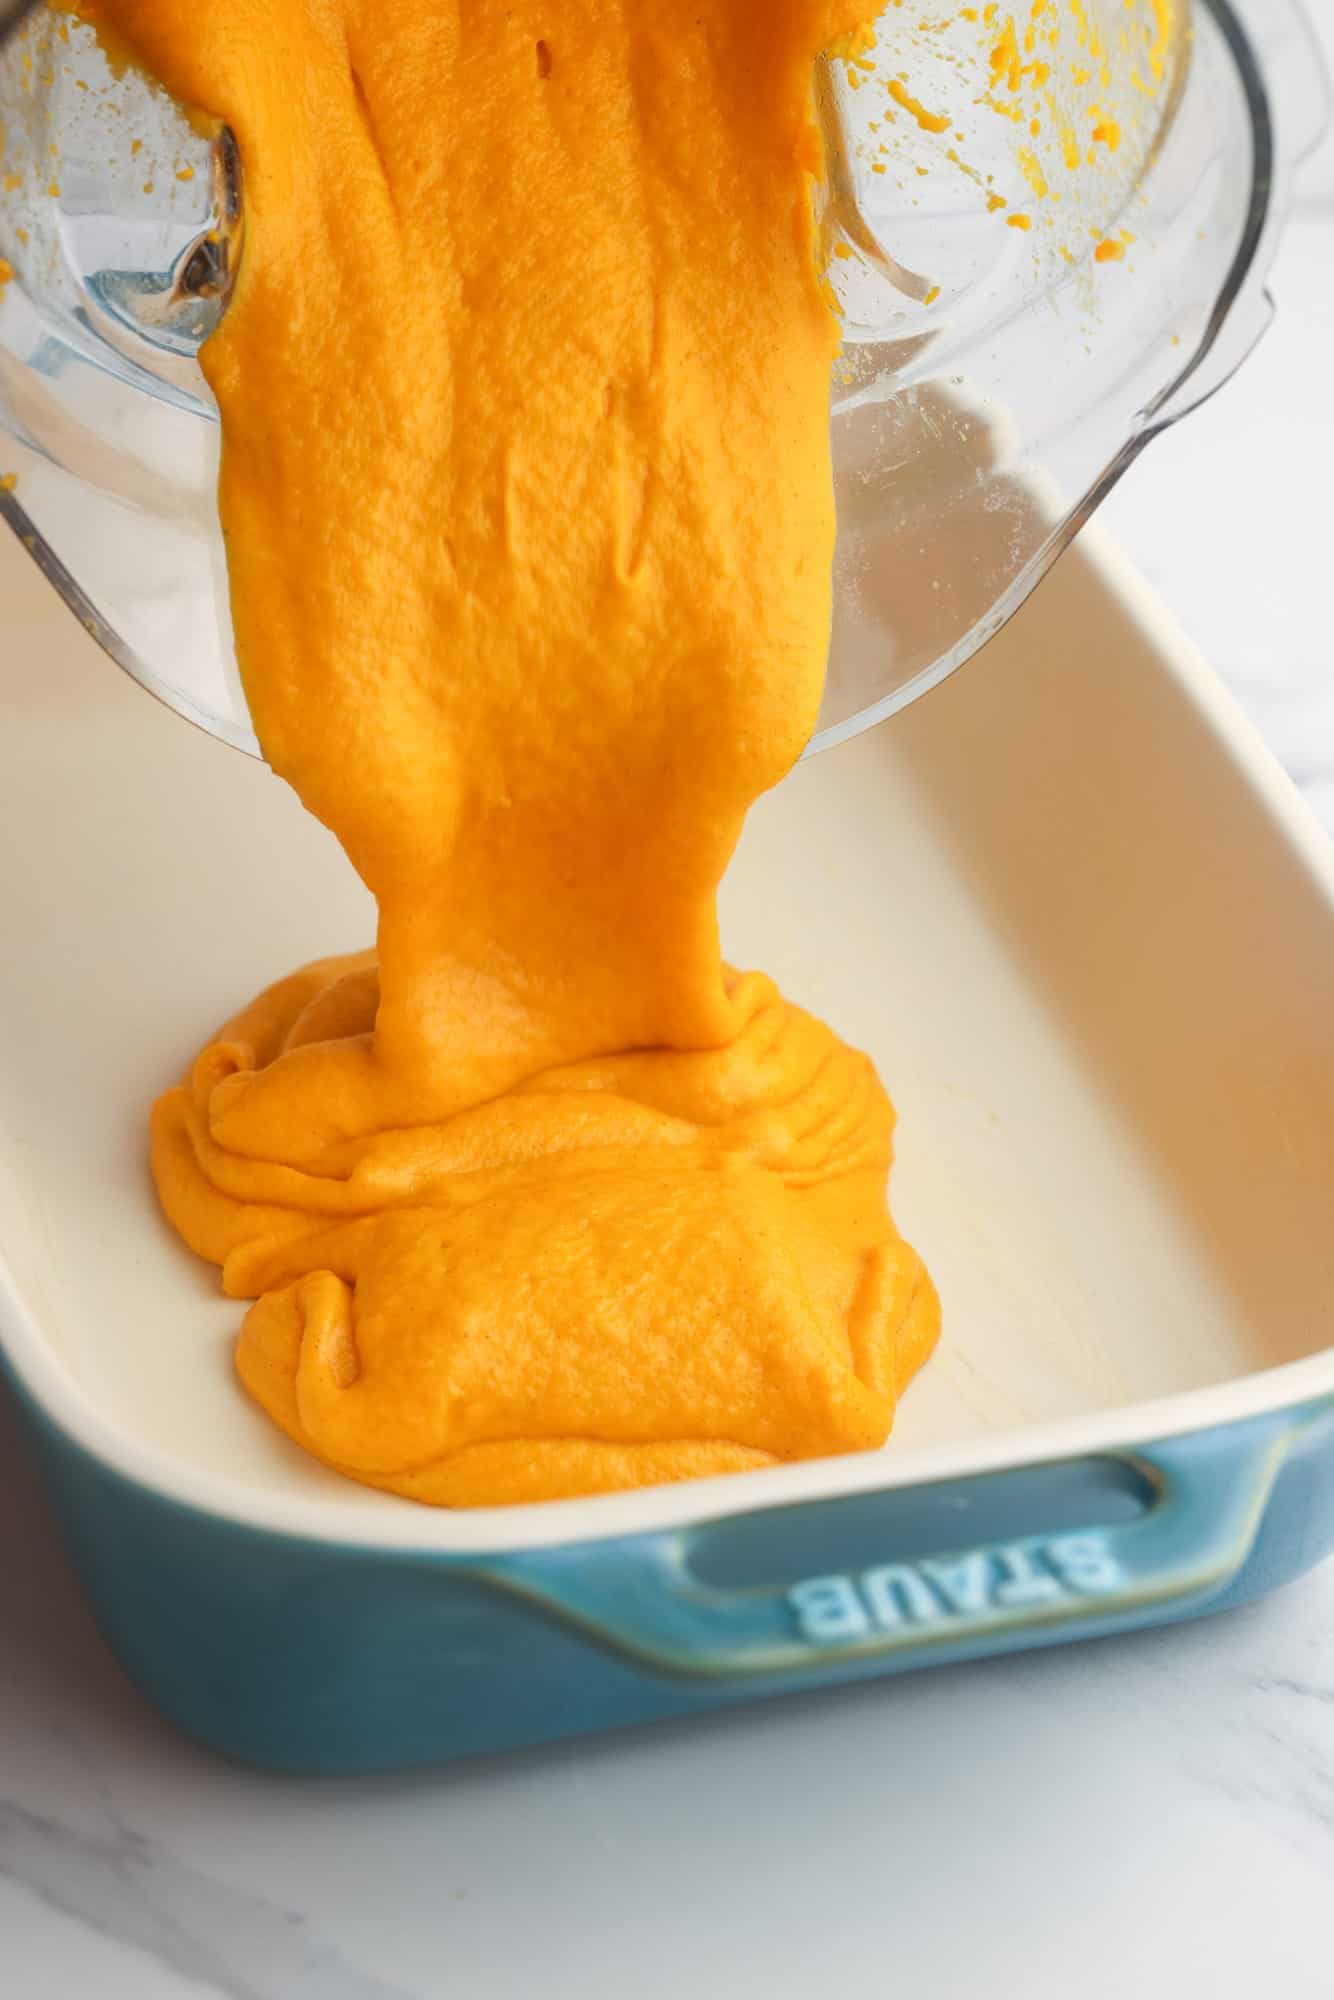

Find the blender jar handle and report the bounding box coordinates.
[1148,0,1331,435]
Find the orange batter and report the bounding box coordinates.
[88,0,940,1504]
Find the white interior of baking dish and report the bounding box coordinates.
[3,525,1334,1554]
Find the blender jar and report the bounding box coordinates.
[0,0,1328,757]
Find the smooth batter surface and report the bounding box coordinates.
[89,0,940,1505]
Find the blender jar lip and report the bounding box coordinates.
[0,0,1320,762]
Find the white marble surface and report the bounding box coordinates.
[4,24,1334,2000]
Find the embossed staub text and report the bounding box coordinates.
[786,1534,1125,1646]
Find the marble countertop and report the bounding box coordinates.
[4,21,1334,2000]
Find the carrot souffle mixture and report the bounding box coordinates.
[80,0,941,1505]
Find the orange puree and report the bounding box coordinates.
[91,0,940,1505]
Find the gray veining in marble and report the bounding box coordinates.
[0,1795,416,2000]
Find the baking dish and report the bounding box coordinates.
[3,521,1334,1773]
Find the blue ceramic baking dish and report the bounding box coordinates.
[4,527,1334,1773]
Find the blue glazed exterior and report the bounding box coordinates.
[5,1350,1334,1774]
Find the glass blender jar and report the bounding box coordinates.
[0,0,1328,756]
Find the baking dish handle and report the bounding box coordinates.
[486,1401,1334,1682]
